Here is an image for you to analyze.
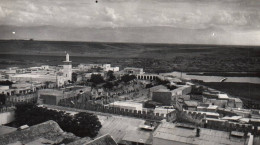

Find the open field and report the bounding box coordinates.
[0,40,260,72]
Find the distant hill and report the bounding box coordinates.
[0,40,259,72]
[0,40,259,58]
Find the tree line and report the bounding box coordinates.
[14,103,102,138]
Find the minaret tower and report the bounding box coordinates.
[63,53,72,82]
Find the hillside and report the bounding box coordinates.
[0,40,259,72]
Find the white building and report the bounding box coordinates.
[62,53,72,82]
[108,101,143,111]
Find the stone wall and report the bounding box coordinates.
[205,118,260,135]
[176,110,206,126]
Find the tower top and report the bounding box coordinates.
[63,53,71,63]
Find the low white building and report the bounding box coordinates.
[108,101,143,111]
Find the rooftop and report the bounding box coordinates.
[218,93,229,99]
[153,122,247,145]
[11,73,56,79]
[154,88,170,92]
[67,134,117,145]
[124,67,143,70]
[0,120,79,145]
[109,101,143,110]
[154,108,175,115]
[122,130,152,144]
[184,101,199,107]
[222,116,243,121]
[97,112,147,143]
[149,85,167,92]
[0,126,16,136]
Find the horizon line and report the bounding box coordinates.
[0,39,259,47]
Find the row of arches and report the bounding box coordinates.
[136,74,158,80]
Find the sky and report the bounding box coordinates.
[0,0,260,45]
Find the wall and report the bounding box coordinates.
[176,110,206,126]
[6,93,38,105]
[0,110,15,125]
[58,100,175,122]
[205,118,260,135]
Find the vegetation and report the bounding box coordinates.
[14,103,102,138]
[155,78,169,85]
[106,70,116,81]
[103,82,114,90]
[72,72,78,82]
[0,94,6,106]
[89,74,105,84]
[0,80,13,86]
[121,74,136,83]
[145,83,154,88]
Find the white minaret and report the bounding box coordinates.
[66,53,70,62]
[63,53,72,82]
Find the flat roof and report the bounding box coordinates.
[222,116,243,121]
[154,89,170,92]
[0,126,16,136]
[153,122,246,145]
[97,113,147,143]
[122,130,152,144]
[184,101,198,107]
[124,67,143,70]
[109,101,143,110]
[11,74,56,79]
[154,108,175,115]
[207,105,218,110]
[218,94,229,99]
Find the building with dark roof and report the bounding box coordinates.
[0,120,79,145]
[67,134,117,145]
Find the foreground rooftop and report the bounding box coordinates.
[153,122,249,145]
[0,120,79,145]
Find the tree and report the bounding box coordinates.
[121,74,136,83]
[155,77,169,85]
[72,72,78,83]
[107,70,115,81]
[14,103,102,138]
[0,80,13,86]
[145,83,153,88]
[103,82,114,90]
[89,74,105,84]
[72,112,102,137]
[0,94,6,105]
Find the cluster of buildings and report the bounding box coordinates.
[78,63,119,72]
[0,53,73,88]
[0,53,260,145]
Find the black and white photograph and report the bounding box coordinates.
[0,0,259,144]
